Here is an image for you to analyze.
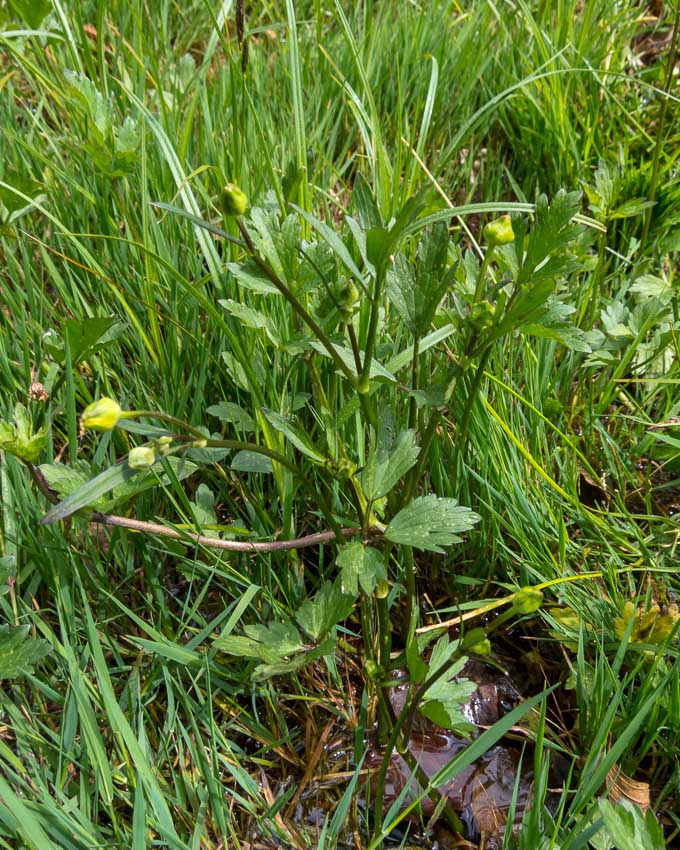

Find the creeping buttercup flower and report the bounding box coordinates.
[483,214,515,247]
[220,183,248,217]
[81,398,122,431]
[128,445,157,469]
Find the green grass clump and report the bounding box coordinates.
[1,1,679,848]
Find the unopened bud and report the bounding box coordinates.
[469,638,491,656]
[220,183,248,217]
[470,300,495,332]
[364,659,382,681]
[335,458,356,480]
[483,214,515,247]
[156,436,173,456]
[338,282,360,317]
[128,445,157,469]
[374,579,389,599]
[81,398,122,431]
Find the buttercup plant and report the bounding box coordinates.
[36,177,596,832]
[1,1,677,846]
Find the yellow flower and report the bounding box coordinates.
[81,398,122,431]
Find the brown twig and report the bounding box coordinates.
[28,462,370,552]
[88,511,366,552]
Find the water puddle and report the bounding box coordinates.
[365,659,537,848]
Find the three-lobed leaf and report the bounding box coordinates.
[295,580,354,641]
[230,450,273,474]
[0,404,48,463]
[262,408,326,464]
[6,0,52,28]
[359,429,419,502]
[63,317,121,364]
[385,495,479,553]
[418,635,476,733]
[0,626,50,680]
[215,580,353,681]
[517,190,583,285]
[336,543,386,596]
[207,401,255,432]
[227,259,282,295]
[387,223,455,336]
[292,205,366,284]
[593,799,664,850]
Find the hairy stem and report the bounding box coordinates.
[88,513,364,552]
[454,345,492,463]
[236,218,357,384]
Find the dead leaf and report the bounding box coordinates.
[606,764,650,813]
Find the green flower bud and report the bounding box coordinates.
[128,445,157,469]
[338,281,360,318]
[470,300,495,332]
[81,398,122,431]
[461,627,487,650]
[334,458,357,480]
[483,214,515,247]
[220,183,248,217]
[155,436,173,456]
[469,638,491,656]
[364,659,382,681]
[374,579,389,599]
[513,586,544,614]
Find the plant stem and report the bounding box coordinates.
[372,678,465,840]
[473,244,495,303]
[359,392,380,434]
[347,322,363,374]
[120,407,345,537]
[403,548,417,639]
[359,271,384,392]
[376,593,391,680]
[579,226,607,328]
[236,218,357,384]
[399,646,470,748]
[122,410,207,439]
[454,344,492,463]
[408,335,420,431]
[88,513,362,551]
[400,410,441,507]
[201,437,341,537]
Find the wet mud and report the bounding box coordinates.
[365,660,539,849]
